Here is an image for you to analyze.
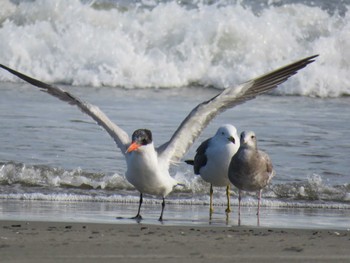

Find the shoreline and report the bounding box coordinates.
[1,220,349,262]
[1,199,350,230]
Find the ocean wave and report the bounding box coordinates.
[0,162,133,190]
[1,162,349,208]
[0,0,349,97]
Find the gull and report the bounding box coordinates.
[228,131,275,224]
[185,124,239,216]
[0,54,317,221]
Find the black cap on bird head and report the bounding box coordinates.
[127,129,153,153]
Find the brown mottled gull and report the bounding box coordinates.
[228,131,275,219]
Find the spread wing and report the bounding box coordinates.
[157,55,318,163]
[0,64,130,154]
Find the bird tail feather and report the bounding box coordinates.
[184,160,194,165]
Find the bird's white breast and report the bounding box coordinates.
[125,144,177,197]
[200,138,238,186]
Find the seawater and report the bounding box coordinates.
[0,84,349,210]
[0,0,349,227]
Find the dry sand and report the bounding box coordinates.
[0,220,349,263]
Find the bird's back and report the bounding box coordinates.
[229,147,274,192]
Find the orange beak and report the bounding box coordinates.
[126,142,141,153]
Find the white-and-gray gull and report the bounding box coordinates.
[228,131,275,224]
[0,55,317,221]
[185,124,239,215]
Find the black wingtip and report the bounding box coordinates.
[248,54,319,94]
[0,64,52,90]
[297,54,319,68]
[304,54,319,60]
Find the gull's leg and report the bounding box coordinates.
[238,189,242,226]
[257,190,262,216]
[257,190,262,226]
[238,189,242,216]
[225,184,231,213]
[159,197,165,221]
[131,193,143,220]
[209,184,214,216]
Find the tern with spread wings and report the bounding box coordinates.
[0,55,317,221]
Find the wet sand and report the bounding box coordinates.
[1,220,349,262]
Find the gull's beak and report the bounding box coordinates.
[126,142,141,153]
[228,136,236,144]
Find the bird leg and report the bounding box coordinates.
[225,184,231,213]
[257,190,262,226]
[131,193,143,220]
[238,189,242,226]
[209,184,214,216]
[257,190,262,216]
[159,197,165,221]
[238,189,242,216]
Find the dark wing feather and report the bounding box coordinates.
[193,138,211,174]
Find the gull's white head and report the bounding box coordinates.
[240,131,257,149]
[214,124,240,146]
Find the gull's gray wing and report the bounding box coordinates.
[157,55,318,163]
[0,64,130,154]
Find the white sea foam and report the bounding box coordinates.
[1,192,350,210]
[0,0,349,97]
[1,162,349,209]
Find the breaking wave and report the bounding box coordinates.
[1,162,349,209]
[0,0,349,97]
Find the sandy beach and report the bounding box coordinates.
[1,220,349,263]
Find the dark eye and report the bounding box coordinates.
[251,135,255,139]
